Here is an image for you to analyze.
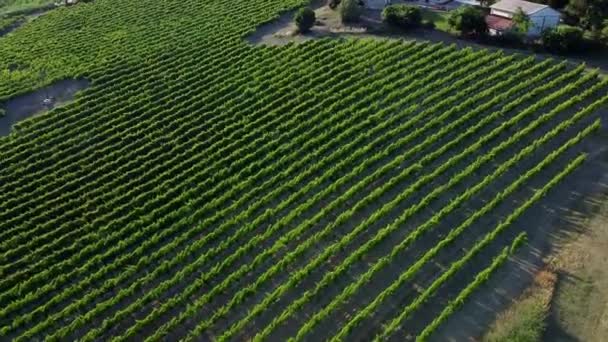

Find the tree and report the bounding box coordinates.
[566,0,608,35]
[448,6,488,36]
[294,7,316,33]
[382,5,422,29]
[542,25,584,52]
[328,0,341,9]
[512,7,532,34]
[339,0,361,23]
[602,21,608,43]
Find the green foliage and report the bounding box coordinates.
[566,0,608,32]
[419,247,511,342]
[484,286,549,342]
[448,6,488,36]
[602,21,608,43]
[0,0,54,15]
[421,19,435,29]
[510,232,528,253]
[495,30,524,45]
[294,7,315,33]
[512,7,532,34]
[421,8,450,31]
[339,0,361,23]
[542,25,584,52]
[382,4,422,29]
[0,14,22,31]
[0,0,606,341]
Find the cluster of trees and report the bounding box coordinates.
[294,0,363,33]
[541,24,584,51]
[444,1,603,53]
[516,0,607,49]
[563,0,608,35]
[482,0,607,36]
[293,0,607,54]
[448,6,488,36]
[339,0,363,22]
[382,5,424,29]
[294,7,315,33]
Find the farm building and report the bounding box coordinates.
[486,0,561,36]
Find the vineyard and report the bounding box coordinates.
[0,0,607,341]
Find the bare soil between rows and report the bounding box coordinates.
[429,112,608,341]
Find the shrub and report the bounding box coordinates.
[495,30,524,45]
[339,0,361,23]
[328,0,341,9]
[542,25,584,52]
[421,20,436,29]
[294,7,316,33]
[448,6,488,36]
[602,21,608,44]
[512,7,532,34]
[382,5,422,29]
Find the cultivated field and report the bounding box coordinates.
[0,0,607,341]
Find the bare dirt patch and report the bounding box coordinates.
[0,78,90,137]
[544,194,608,342]
[245,0,382,46]
[0,6,55,37]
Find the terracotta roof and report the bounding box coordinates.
[485,14,514,31]
[490,0,548,15]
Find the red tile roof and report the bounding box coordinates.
[485,15,514,31]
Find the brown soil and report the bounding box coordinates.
[421,113,608,342]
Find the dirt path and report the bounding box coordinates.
[244,2,608,73]
[0,8,54,37]
[0,78,90,137]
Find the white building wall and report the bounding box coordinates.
[528,8,560,36]
[490,8,514,19]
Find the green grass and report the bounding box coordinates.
[421,8,451,33]
[0,14,21,30]
[485,297,547,342]
[484,271,556,342]
[0,0,54,15]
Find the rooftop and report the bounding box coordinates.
[490,0,549,15]
[485,14,514,31]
